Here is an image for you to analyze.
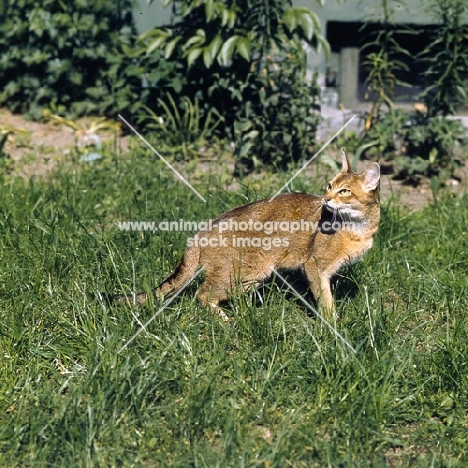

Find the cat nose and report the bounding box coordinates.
[323,197,331,203]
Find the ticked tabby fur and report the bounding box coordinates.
[113,152,380,318]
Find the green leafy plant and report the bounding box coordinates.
[360,0,411,132]
[42,110,121,135]
[418,0,468,117]
[141,0,326,171]
[0,124,29,172]
[359,109,468,182]
[0,129,10,157]
[0,0,145,119]
[400,112,468,180]
[333,130,361,155]
[359,109,410,159]
[139,94,221,160]
[233,50,321,174]
[358,0,468,182]
[0,130,12,173]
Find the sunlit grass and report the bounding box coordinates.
[0,146,467,466]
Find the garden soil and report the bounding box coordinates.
[1,108,467,211]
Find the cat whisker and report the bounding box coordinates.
[337,207,347,222]
[331,208,338,224]
[314,203,323,215]
[332,205,344,221]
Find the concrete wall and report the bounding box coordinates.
[308,0,429,26]
[299,0,436,71]
[306,0,468,106]
[133,0,173,34]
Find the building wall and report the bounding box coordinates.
[309,0,429,27]
[300,0,441,71]
[133,0,173,34]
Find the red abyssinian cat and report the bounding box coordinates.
[113,151,380,319]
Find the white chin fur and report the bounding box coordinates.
[325,203,365,222]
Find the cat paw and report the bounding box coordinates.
[209,304,232,322]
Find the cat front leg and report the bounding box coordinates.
[315,277,336,321]
[303,262,336,321]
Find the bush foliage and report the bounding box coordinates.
[0,0,325,171]
[418,0,468,117]
[360,0,468,180]
[0,0,143,119]
[140,0,326,170]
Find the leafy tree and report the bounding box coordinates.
[140,0,328,171]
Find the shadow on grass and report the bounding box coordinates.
[103,266,361,320]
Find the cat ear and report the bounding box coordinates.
[341,149,353,173]
[362,162,380,192]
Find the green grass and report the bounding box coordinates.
[1,145,468,467]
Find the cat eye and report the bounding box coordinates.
[338,189,351,196]
[326,183,332,191]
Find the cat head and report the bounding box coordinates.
[323,150,380,221]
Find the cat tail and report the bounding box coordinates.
[154,245,201,299]
[107,245,200,307]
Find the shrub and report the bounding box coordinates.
[231,45,321,174]
[360,0,411,132]
[359,109,468,182]
[0,0,145,119]
[139,0,325,171]
[418,0,468,117]
[359,0,468,181]
[399,112,468,180]
[141,93,221,160]
[359,109,410,159]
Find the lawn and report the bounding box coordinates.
[0,141,467,467]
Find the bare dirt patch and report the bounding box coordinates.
[1,108,129,178]
[2,108,467,210]
[356,158,468,210]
